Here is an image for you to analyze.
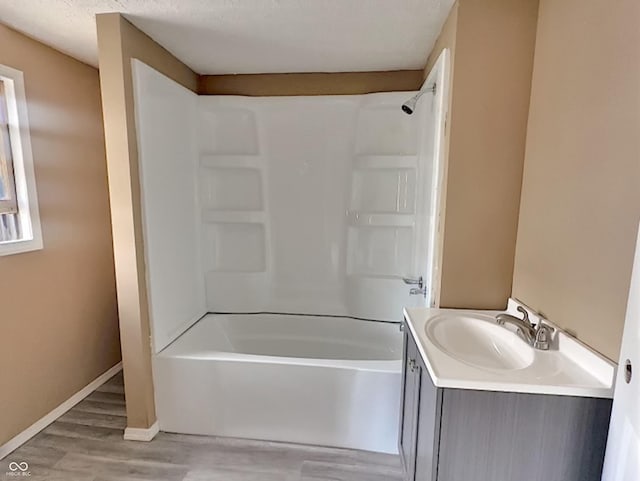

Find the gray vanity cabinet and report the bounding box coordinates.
[399,320,613,481]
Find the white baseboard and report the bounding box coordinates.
[0,362,123,460]
[124,421,159,441]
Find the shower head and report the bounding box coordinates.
[401,83,436,115]
[401,95,419,115]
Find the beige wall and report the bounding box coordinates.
[199,71,423,96]
[425,0,539,309]
[96,13,198,430]
[512,0,640,361]
[0,24,119,445]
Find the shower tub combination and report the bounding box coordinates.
[154,313,402,454]
[132,49,448,454]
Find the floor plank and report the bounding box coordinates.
[84,390,125,406]
[72,399,127,417]
[2,372,401,480]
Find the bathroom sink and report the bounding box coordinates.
[425,314,535,371]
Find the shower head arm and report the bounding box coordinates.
[401,83,436,115]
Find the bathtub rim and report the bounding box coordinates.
[155,311,402,373]
[155,350,401,373]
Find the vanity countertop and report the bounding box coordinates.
[403,299,616,399]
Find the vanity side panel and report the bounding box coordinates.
[414,358,443,481]
[399,330,420,479]
[437,389,612,481]
[398,331,412,470]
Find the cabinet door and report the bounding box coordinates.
[437,389,612,481]
[414,356,442,481]
[399,329,422,480]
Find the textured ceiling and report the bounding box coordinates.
[0,0,455,74]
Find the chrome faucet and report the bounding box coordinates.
[404,276,427,297]
[496,306,554,350]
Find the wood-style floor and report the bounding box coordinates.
[1,372,402,480]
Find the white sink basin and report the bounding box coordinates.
[404,304,616,398]
[425,313,535,371]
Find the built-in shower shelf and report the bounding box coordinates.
[201,154,262,169]
[201,210,266,224]
[353,155,418,170]
[347,211,415,227]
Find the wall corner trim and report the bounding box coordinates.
[123,421,160,442]
[0,362,123,460]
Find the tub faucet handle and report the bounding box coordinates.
[403,276,423,288]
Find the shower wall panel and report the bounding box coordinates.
[134,61,435,348]
[199,94,430,320]
[132,61,207,353]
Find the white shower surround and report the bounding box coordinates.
[199,93,434,323]
[132,55,448,452]
[133,61,439,352]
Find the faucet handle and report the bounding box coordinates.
[516,305,530,324]
[533,324,554,350]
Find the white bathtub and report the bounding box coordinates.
[153,313,403,453]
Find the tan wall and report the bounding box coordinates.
[199,71,423,96]
[512,0,640,361]
[425,0,539,309]
[0,24,119,445]
[96,13,198,430]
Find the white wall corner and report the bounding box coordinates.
[123,421,160,442]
